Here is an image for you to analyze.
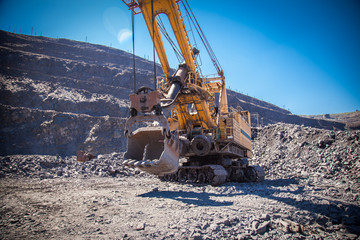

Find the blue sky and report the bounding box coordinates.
[1,0,359,115]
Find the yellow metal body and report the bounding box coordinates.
[123,0,227,134]
[123,0,253,175]
[127,0,196,79]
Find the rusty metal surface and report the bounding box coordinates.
[124,125,181,176]
[129,89,161,113]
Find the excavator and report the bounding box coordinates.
[122,0,265,185]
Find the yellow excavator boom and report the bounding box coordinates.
[124,0,197,80]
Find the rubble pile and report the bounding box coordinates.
[1,123,359,190]
[252,123,360,201]
[0,153,147,179]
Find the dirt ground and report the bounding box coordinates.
[1,175,359,240]
[1,124,359,239]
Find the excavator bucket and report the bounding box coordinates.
[123,126,181,176]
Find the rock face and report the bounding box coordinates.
[0,30,350,156]
[303,111,360,130]
[0,105,127,156]
[0,30,161,156]
[228,90,346,130]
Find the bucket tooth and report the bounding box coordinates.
[140,161,153,168]
[134,161,143,167]
[123,160,137,167]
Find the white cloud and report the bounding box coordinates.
[117,29,132,43]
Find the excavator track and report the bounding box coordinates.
[161,165,227,186]
[245,165,265,182]
[227,164,265,182]
[161,164,265,186]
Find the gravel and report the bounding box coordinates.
[1,123,359,239]
[0,152,147,179]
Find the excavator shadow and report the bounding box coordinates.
[138,189,233,207]
[137,179,300,207]
[138,179,360,234]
